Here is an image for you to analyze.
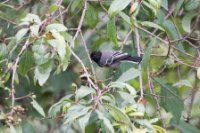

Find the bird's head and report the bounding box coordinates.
[90,51,101,63]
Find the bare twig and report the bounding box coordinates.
[133,25,143,98]
[80,32,97,83]
[73,0,88,42]
[11,39,30,111]
[148,71,166,128]
[120,29,133,51]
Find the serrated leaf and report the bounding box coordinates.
[31,99,46,117]
[96,110,115,133]
[182,12,198,33]
[79,111,92,133]
[117,68,140,82]
[108,0,132,17]
[107,19,118,46]
[141,21,165,31]
[85,5,98,28]
[173,79,192,88]
[19,50,34,76]
[46,24,67,32]
[75,86,95,100]
[103,103,131,125]
[15,28,29,41]
[155,77,183,123]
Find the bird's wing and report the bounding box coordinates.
[101,51,129,66]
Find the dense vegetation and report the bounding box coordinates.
[0,0,200,132]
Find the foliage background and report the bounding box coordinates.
[0,0,200,133]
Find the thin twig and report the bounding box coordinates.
[120,29,133,51]
[133,25,143,98]
[148,71,166,128]
[11,39,30,110]
[80,32,97,83]
[73,0,88,42]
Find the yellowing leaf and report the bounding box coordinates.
[197,67,200,80]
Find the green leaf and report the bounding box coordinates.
[161,0,168,9]
[153,125,167,133]
[134,119,156,132]
[19,50,34,76]
[34,60,53,86]
[141,38,155,70]
[107,19,118,46]
[109,82,137,95]
[30,25,39,36]
[75,86,95,100]
[10,125,17,133]
[103,103,131,125]
[15,28,29,41]
[48,30,71,71]
[173,120,200,133]
[108,0,132,17]
[154,77,183,123]
[141,21,165,31]
[31,99,46,117]
[173,79,192,88]
[71,0,82,12]
[117,68,140,82]
[64,105,91,124]
[48,94,73,117]
[85,5,98,28]
[21,13,41,24]
[182,12,198,33]
[79,111,92,133]
[96,110,115,133]
[49,4,59,13]
[174,0,184,16]
[119,12,132,26]
[185,0,199,11]
[46,24,67,32]
[0,43,8,60]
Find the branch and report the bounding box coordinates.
[11,39,30,111]
[80,32,97,83]
[134,25,143,98]
[120,29,133,51]
[148,71,166,128]
[73,0,88,42]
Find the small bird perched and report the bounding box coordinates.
[90,51,142,68]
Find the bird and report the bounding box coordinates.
[90,51,142,68]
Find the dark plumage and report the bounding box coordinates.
[90,51,142,68]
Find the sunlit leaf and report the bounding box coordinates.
[75,86,95,100]
[153,125,167,133]
[197,67,200,80]
[49,4,59,13]
[15,28,29,41]
[109,82,137,95]
[31,99,46,117]
[108,0,132,17]
[46,24,67,32]
[117,68,140,82]
[21,13,41,24]
[30,25,39,36]
[79,111,92,133]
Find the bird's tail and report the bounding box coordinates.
[123,56,142,64]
